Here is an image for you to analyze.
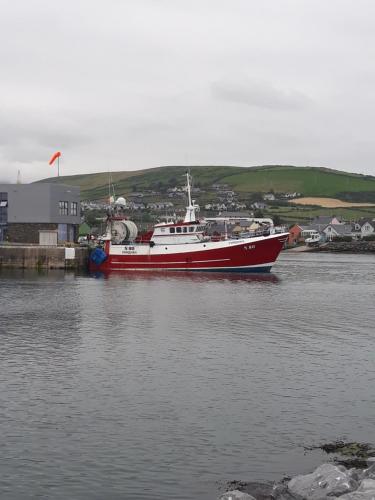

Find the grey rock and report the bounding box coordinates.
[218,491,257,500]
[288,463,358,499]
[272,482,297,500]
[337,479,375,499]
[348,468,366,483]
[336,493,375,500]
[358,479,375,492]
[222,480,274,499]
[364,464,375,480]
[218,478,294,500]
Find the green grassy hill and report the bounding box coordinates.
[36,165,375,201]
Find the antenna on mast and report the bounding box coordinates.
[186,171,192,207]
[108,171,116,205]
[183,171,199,223]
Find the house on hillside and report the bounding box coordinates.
[263,193,275,201]
[128,201,146,210]
[251,202,267,210]
[147,202,174,210]
[323,224,353,240]
[232,202,247,210]
[282,192,301,199]
[353,218,375,238]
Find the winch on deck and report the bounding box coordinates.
[111,220,138,244]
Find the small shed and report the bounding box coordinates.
[288,224,303,246]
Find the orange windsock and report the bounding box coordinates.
[49,151,61,165]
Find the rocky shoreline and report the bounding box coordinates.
[219,461,375,500]
[285,241,375,253]
[218,442,375,500]
[317,241,375,253]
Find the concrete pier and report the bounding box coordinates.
[0,245,88,270]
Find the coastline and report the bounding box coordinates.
[285,241,375,253]
[219,441,375,499]
[316,241,375,253]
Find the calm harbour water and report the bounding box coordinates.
[0,252,375,500]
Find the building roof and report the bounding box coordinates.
[311,215,341,225]
[325,223,353,235]
[357,218,375,228]
[218,211,251,218]
[300,224,324,232]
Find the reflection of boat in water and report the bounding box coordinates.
[92,269,280,284]
[89,174,288,274]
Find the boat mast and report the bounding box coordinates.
[186,171,192,208]
[184,172,198,223]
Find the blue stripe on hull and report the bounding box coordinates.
[189,266,272,273]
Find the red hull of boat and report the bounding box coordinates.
[89,233,288,273]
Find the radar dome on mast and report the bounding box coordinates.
[115,196,126,206]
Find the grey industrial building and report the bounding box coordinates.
[0,183,80,244]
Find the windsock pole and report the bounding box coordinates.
[49,151,62,176]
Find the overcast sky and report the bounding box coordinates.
[1,0,375,183]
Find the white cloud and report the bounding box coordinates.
[211,80,311,110]
[1,0,375,182]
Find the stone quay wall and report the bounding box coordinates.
[0,246,88,270]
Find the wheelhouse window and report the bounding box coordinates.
[189,226,194,232]
[59,201,68,216]
[183,227,187,233]
[71,202,78,216]
[176,227,182,233]
[170,227,175,233]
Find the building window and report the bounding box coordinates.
[176,227,182,233]
[189,226,194,232]
[0,192,8,224]
[170,227,175,233]
[183,227,187,233]
[59,201,68,215]
[71,202,78,216]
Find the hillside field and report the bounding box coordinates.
[290,197,375,208]
[37,165,375,202]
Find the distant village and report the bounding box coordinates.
[289,216,375,246]
[79,181,375,245]
[81,182,300,215]
[1,180,374,247]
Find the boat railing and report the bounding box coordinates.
[210,226,286,242]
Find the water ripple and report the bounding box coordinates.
[0,253,374,499]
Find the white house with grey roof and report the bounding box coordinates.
[322,223,354,240]
[353,218,375,237]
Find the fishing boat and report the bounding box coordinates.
[89,174,288,273]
